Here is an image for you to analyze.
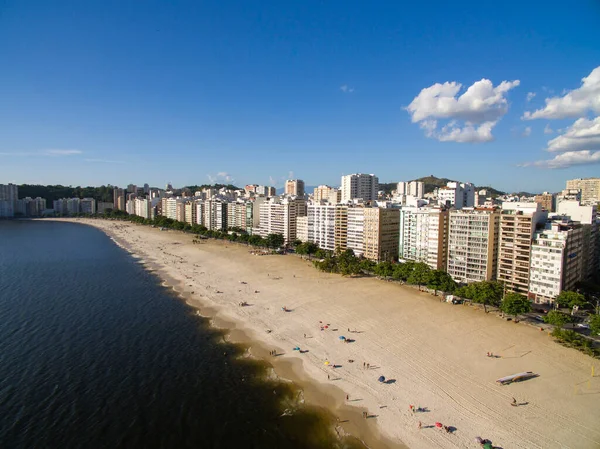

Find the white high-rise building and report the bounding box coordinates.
[0,183,18,217]
[67,198,81,215]
[397,181,424,199]
[296,216,309,242]
[438,182,475,209]
[258,197,306,243]
[134,197,153,219]
[398,206,449,269]
[341,174,378,202]
[307,204,336,251]
[346,207,365,256]
[80,198,96,215]
[447,208,500,283]
[529,219,584,304]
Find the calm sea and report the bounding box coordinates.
[0,220,365,449]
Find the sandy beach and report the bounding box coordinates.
[60,219,600,449]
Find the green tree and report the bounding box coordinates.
[555,291,587,309]
[336,249,361,276]
[543,310,572,329]
[407,262,431,290]
[589,314,600,336]
[359,258,376,274]
[501,292,532,318]
[471,281,503,313]
[248,235,265,247]
[427,270,457,296]
[392,261,414,281]
[265,233,285,249]
[374,261,394,278]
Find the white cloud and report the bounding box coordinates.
[526,92,536,102]
[340,85,355,93]
[406,78,520,142]
[544,124,554,134]
[207,172,235,184]
[521,151,600,169]
[546,116,600,153]
[523,65,600,119]
[44,149,82,156]
[520,116,600,168]
[522,126,532,137]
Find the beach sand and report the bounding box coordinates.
[62,219,600,449]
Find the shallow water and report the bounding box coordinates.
[0,220,365,449]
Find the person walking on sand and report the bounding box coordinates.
[346,394,349,401]
[328,374,330,380]
[417,421,422,430]
[511,397,517,407]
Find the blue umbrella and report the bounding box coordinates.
[378,376,386,383]
[339,336,346,340]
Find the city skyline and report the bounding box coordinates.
[1,1,599,192]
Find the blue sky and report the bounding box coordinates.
[1,0,599,193]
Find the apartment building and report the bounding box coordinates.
[497,202,548,295]
[529,219,584,304]
[0,183,18,217]
[397,181,425,198]
[185,201,197,225]
[134,197,153,219]
[438,182,475,209]
[398,207,449,269]
[80,198,96,215]
[534,192,555,212]
[203,200,228,231]
[97,202,114,214]
[447,208,500,284]
[227,202,245,229]
[258,197,306,243]
[307,204,336,251]
[67,198,81,215]
[557,201,599,277]
[296,216,309,242]
[285,179,305,197]
[363,207,400,262]
[341,174,378,202]
[566,178,600,205]
[15,197,46,217]
[313,185,336,202]
[113,187,125,211]
[346,207,365,257]
[334,205,349,252]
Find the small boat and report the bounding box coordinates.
[496,371,538,385]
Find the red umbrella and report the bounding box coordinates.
[435,422,443,428]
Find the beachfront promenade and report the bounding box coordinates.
[75,219,600,449]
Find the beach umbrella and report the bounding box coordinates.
[339,336,346,340]
[378,376,385,383]
[324,361,330,366]
[482,443,492,449]
[435,422,442,428]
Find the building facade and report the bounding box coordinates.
[529,219,584,304]
[258,197,306,243]
[307,204,336,251]
[296,216,309,242]
[341,174,378,202]
[497,202,548,295]
[566,178,600,205]
[447,208,500,284]
[285,179,305,197]
[0,183,18,217]
[534,192,555,212]
[363,207,400,262]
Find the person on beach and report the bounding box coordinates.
[511,397,517,407]
[346,394,349,401]
[417,421,422,430]
[328,374,330,380]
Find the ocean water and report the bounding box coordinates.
[0,220,365,449]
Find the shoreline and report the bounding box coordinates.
[37,219,600,449]
[83,220,400,449]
